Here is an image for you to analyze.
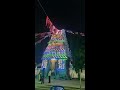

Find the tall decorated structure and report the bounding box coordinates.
[35,16,85,79]
[41,29,72,79]
[36,16,72,79]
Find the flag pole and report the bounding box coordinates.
[79,69,82,90]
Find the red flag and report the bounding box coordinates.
[40,33,46,38]
[46,16,60,34]
[46,16,55,33]
[49,24,54,33]
[46,16,52,28]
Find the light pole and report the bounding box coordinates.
[79,69,82,90]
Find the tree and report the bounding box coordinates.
[74,36,85,72]
[67,33,85,79]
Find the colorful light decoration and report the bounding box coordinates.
[50,58,57,70]
[40,16,71,77]
[58,60,65,69]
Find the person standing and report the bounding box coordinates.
[35,66,38,79]
[38,69,41,83]
[40,74,44,84]
[42,68,45,84]
[48,70,52,83]
[40,68,44,84]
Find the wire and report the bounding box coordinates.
[37,0,48,16]
[35,34,51,45]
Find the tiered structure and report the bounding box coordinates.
[41,29,72,79]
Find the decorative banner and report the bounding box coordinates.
[35,38,44,45]
[66,30,85,36]
[35,32,52,38]
[35,34,51,45]
[80,32,85,36]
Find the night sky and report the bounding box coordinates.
[35,0,85,64]
[35,0,85,33]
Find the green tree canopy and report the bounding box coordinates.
[67,33,85,73]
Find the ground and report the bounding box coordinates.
[35,78,85,90]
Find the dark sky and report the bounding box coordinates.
[35,0,85,33]
[35,0,85,64]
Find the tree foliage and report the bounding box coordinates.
[67,34,85,73]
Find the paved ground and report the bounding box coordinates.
[35,78,85,90]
